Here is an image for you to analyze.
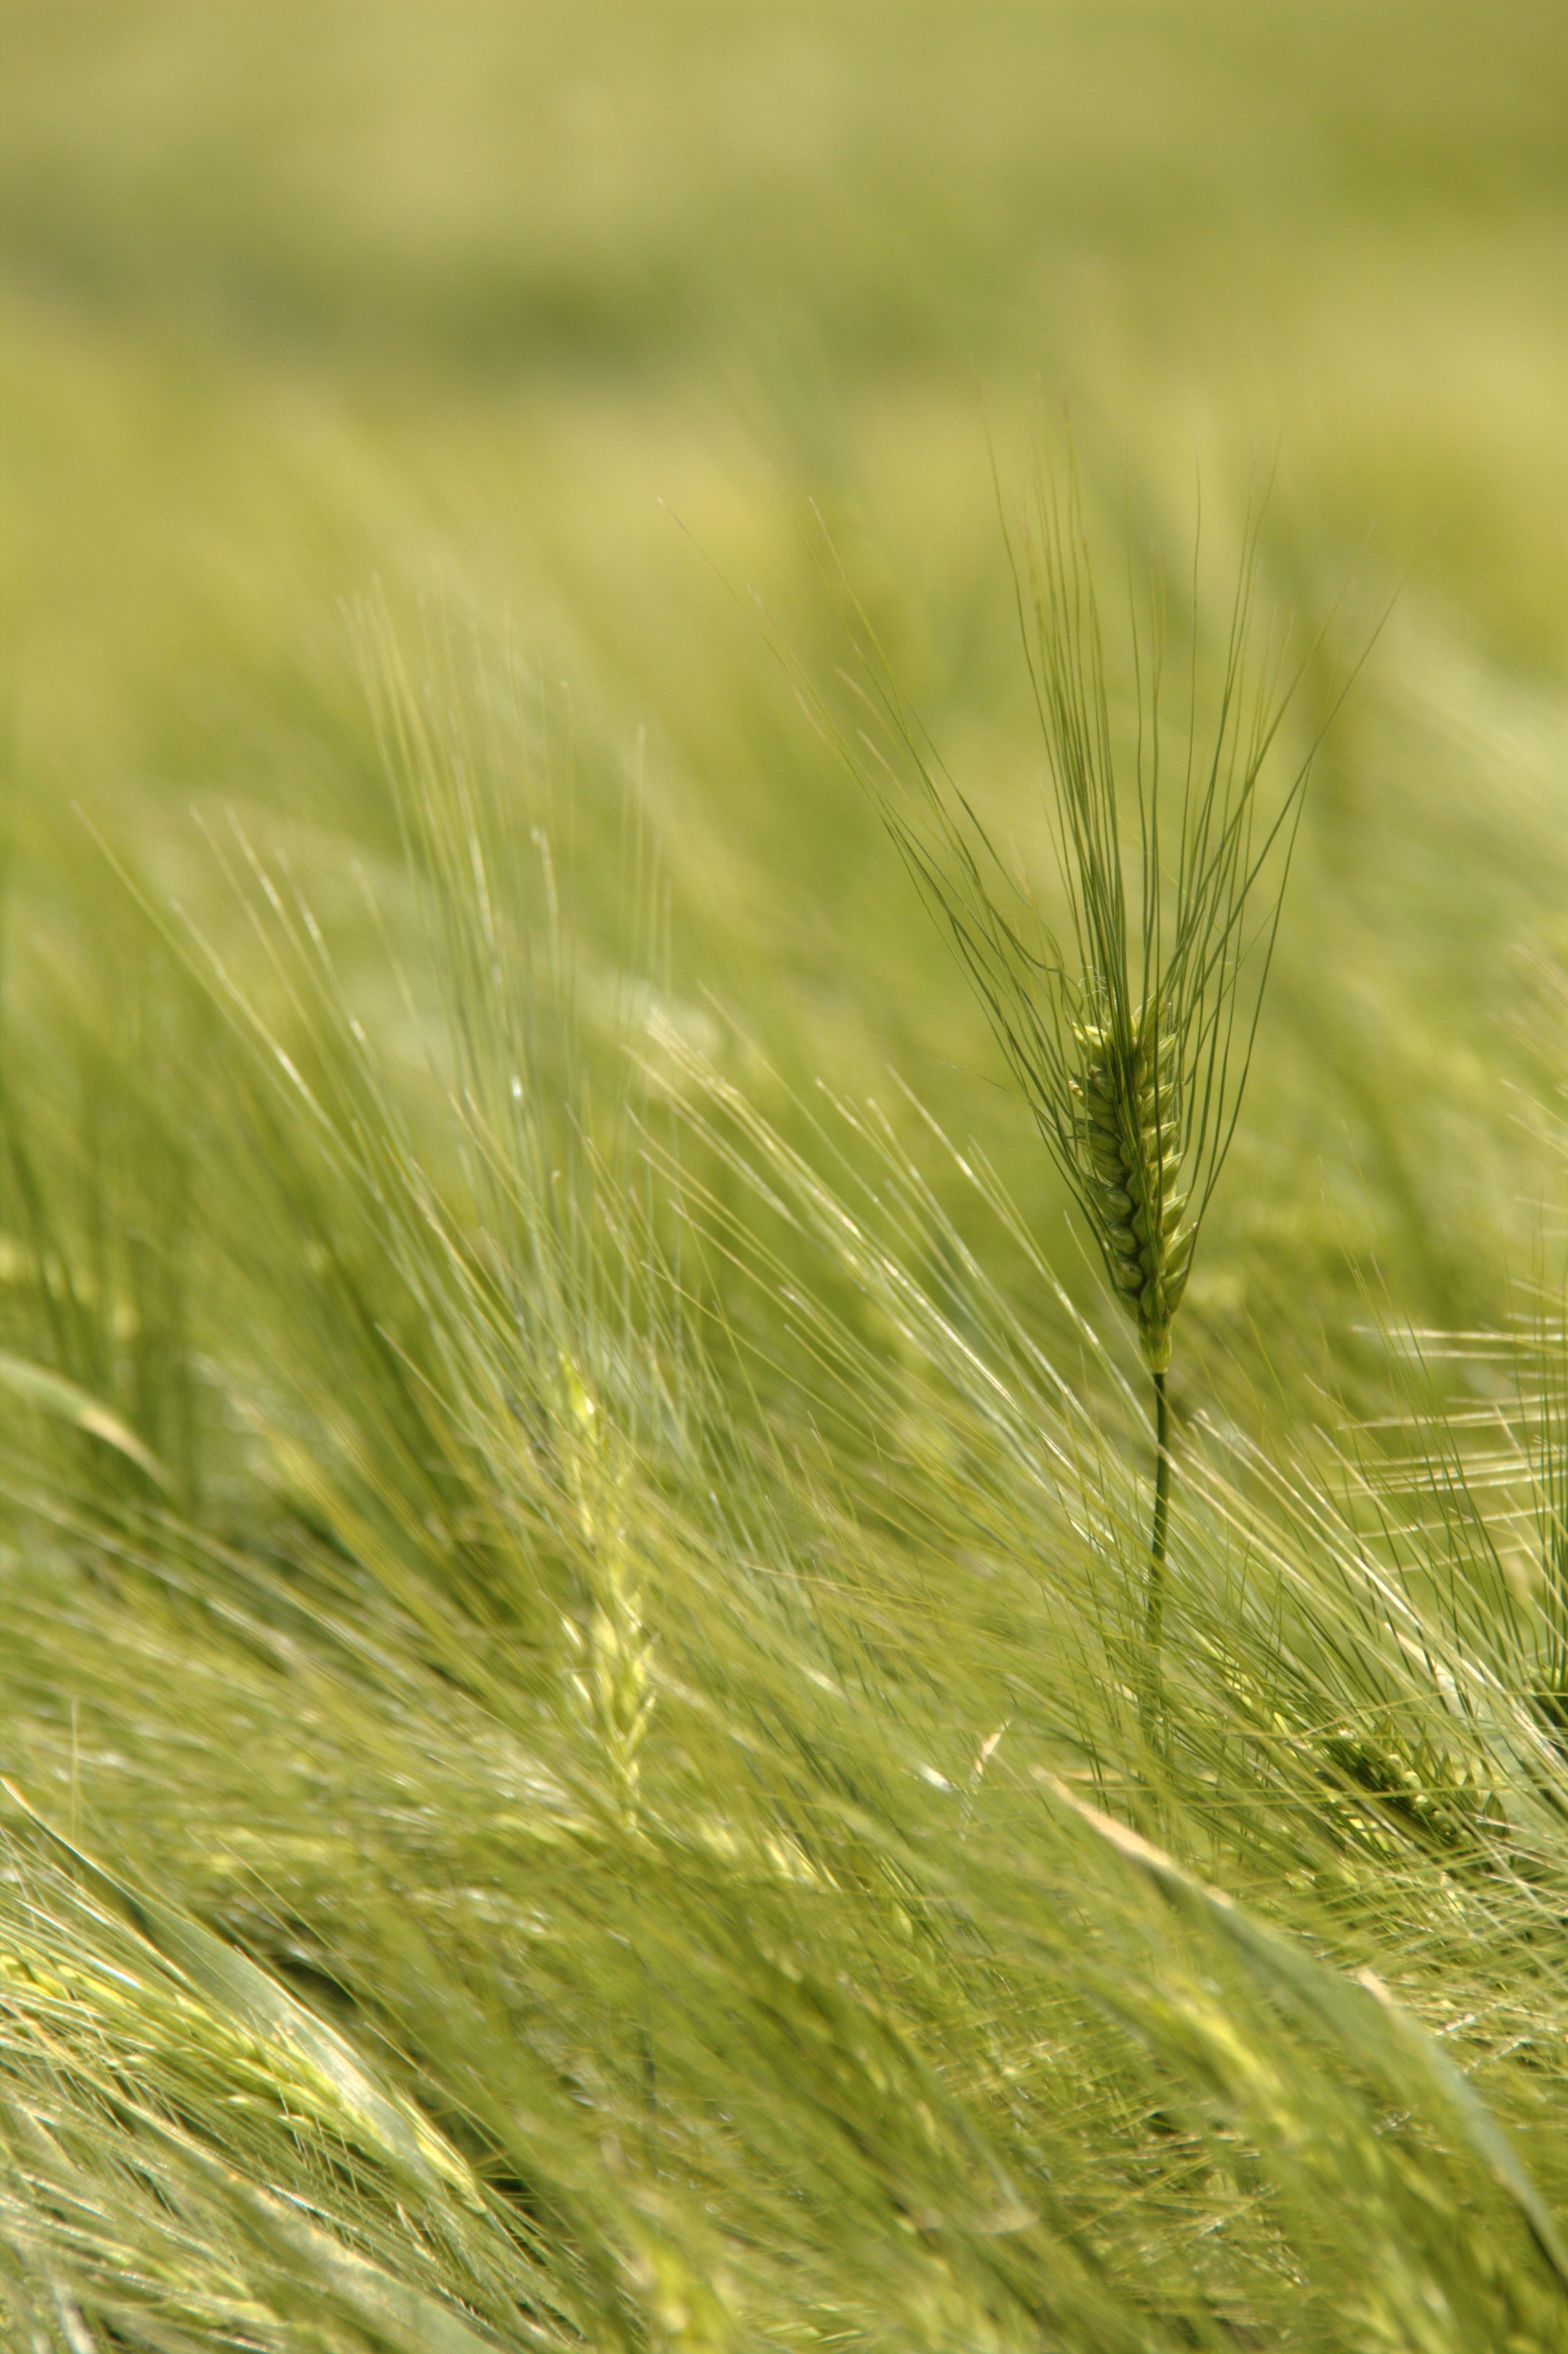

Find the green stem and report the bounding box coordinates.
[1140,1370,1171,1743]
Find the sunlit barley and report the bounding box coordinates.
[832,457,1358,1737]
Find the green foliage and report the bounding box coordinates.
[2,2,1565,2346]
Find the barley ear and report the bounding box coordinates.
[1069,1001,1192,1375]
[786,453,1348,1738]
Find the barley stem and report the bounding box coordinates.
[1141,1370,1171,1742]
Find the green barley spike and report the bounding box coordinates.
[839,451,1352,1739]
[1071,1002,1193,1375]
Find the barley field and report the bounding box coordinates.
[2,4,1565,2347]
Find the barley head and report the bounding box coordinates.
[1071,1001,1194,1372]
[800,453,1343,1388]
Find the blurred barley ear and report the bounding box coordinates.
[815,455,1354,1741]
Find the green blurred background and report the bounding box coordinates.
[1,15,1566,2338]
[2,0,1564,1361]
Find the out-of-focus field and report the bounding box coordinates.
[1,6,1566,2349]
[3,0,1562,1333]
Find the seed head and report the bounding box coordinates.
[840,457,1333,1367]
[1070,1001,1192,1371]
